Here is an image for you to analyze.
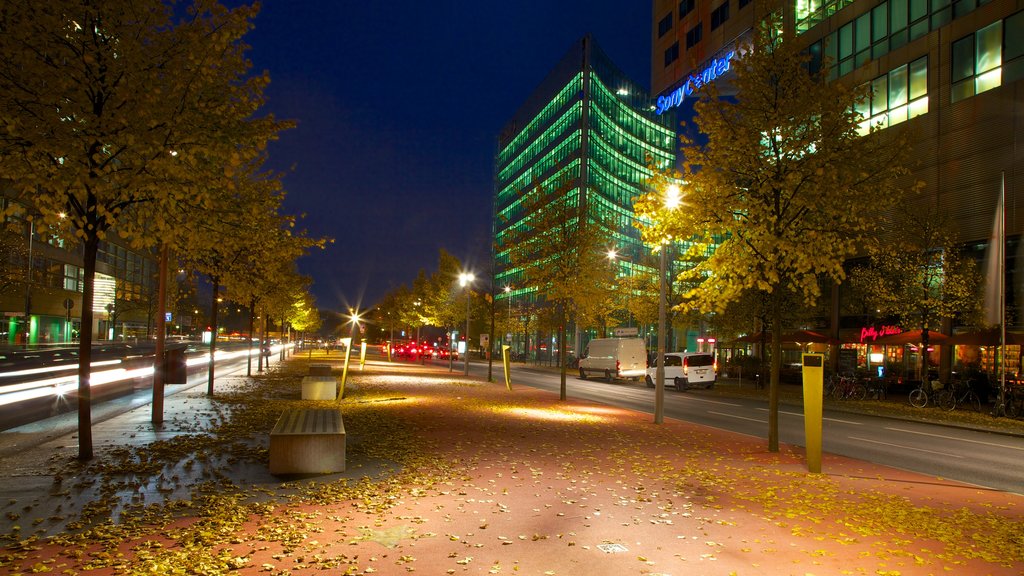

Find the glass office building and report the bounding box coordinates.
[493,36,676,357]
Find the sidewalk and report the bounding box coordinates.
[1,351,1022,575]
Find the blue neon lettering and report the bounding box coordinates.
[655,50,736,115]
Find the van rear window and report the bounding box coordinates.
[685,354,714,367]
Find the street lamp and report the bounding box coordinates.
[503,285,512,353]
[655,183,682,425]
[459,272,475,375]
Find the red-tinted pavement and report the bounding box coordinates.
[1,352,1021,575]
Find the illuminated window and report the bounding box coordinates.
[951,20,1002,103]
[857,56,928,134]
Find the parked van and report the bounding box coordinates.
[646,352,717,391]
[578,338,647,381]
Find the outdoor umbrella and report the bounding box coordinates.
[870,329,949,346]
[732,330,838,344]
[779,330,840,345]
[946,327,1024,346]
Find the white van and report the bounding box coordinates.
[578,338,647,381]
[645,352,717,391]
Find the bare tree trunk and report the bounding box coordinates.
[768,301,782,453]
[247,297,256,377]
[152,245,168,425]
[76,234,99,460]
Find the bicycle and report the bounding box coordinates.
[831,375,867,400]
[909,378,949,408]
[940,378,982,411]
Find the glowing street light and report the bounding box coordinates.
[459,272,475,376]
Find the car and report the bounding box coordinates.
[646,352,717,391]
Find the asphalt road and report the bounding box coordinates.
[472,360,1024,495]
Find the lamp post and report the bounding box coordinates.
[459,272,475,376]
[655,183,682,425]
[23,218,34,347]
[503,285,512,353]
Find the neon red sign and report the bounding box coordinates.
[860,325,901,343]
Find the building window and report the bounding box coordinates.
[664,42,680,66]
[739,0,752,8]
[711,2,730,30]
[659,13,673,37]
[857,56,928,134]
[951,20,1002,103]
[686,22,703,49]
[64,264,83,293]
[679,0,695,18]
[1005,11,1024,84]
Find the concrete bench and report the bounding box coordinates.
[302,375,337,400]
[309,364,333,376]
[269,408,346,475]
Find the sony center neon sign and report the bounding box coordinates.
[655,50,736,115]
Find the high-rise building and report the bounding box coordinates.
[493,36,676,357]
[651,0,1022,372]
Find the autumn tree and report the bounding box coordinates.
[635,18,913,452]
[498,174,614,399]
[0,1,292,459]
[850,201,982,378]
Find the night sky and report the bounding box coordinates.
[245,1,654,314]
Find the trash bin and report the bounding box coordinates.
[164,346,187,384]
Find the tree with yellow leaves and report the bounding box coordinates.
[635,17,913,451]
[0,1,291,459]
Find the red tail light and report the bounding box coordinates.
[615,359,621,376]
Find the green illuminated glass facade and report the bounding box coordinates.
[493,36,676,313]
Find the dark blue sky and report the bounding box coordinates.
[246,1,654,313]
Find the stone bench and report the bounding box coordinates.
[309,364,333,376]
[302,375,338,400]
[269,408,346,475]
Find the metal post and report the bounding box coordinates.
[23,219,33,347]
[464,286,471,376]
[655,245,666,424]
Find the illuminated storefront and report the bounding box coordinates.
[493,36,676,359]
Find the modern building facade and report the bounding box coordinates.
[493,36,676,358]
[652,0,1023,375]
[0,197,160,345]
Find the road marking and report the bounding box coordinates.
[885,427,1024,451]
[684,397,743,407]
[755,408,862,425]
[848,436,964,458]
[708,410,765,423]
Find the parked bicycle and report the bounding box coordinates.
[941,378,982,412]
[831,374,867,400]
[909,378,948,408]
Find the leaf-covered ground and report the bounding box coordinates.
[1,352,1021,575]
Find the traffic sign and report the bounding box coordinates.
[63,298,74,310]
[613,327,638,337]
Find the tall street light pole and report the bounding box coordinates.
[459,272,475,376]
[655,183,682,425]
[23,218,33,347]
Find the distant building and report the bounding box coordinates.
[492,36,676,358]
[651,0,1023,372]
[0,196,159,344]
